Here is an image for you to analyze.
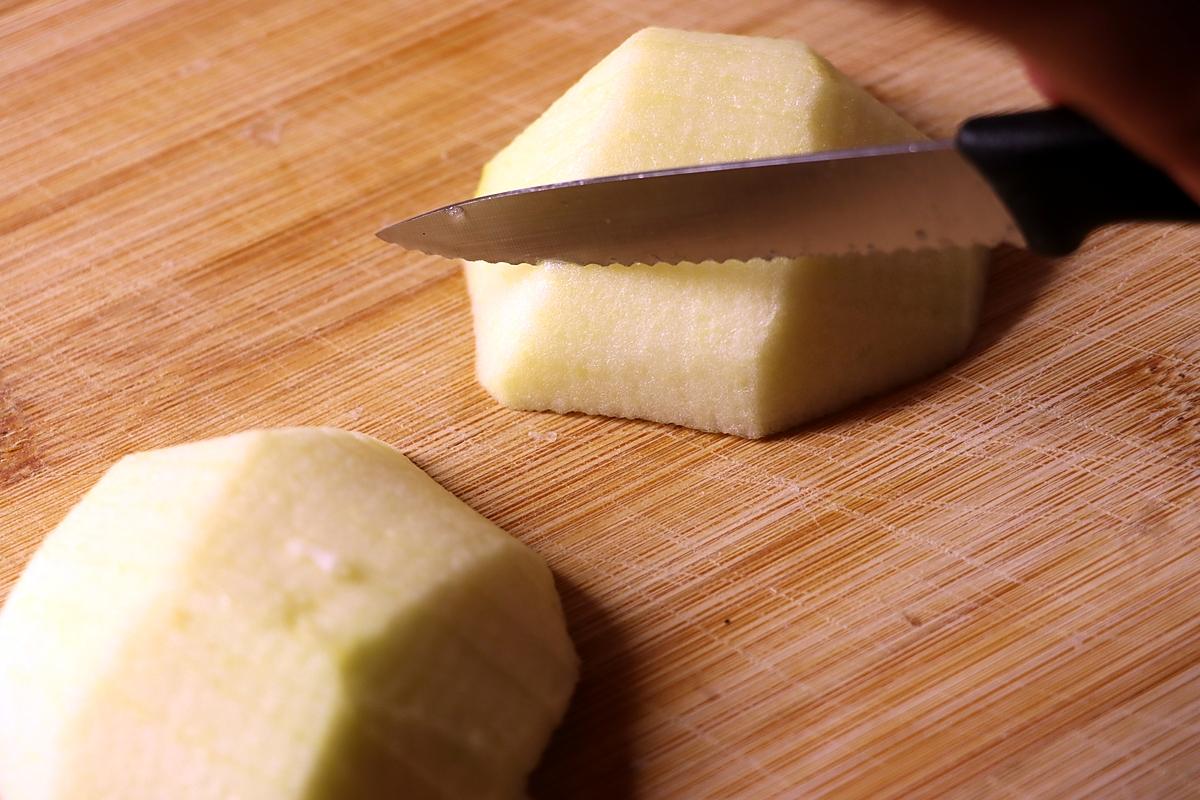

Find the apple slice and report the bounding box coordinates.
[0,428,577,800]
[466,27,987,438]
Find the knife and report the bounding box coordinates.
[377,108,1200,263]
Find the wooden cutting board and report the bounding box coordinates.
[2,1,1197,797]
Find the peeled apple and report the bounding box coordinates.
[466,27,987,438]
[0,428,577,800]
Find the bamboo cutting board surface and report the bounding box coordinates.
[2,1,1198,797]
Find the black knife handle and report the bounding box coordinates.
[955,107,1200,256]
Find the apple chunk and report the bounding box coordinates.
[466,27,987,438]
[0,428,577,800]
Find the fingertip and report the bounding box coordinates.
[1021,57,1061,102]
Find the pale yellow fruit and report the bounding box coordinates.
[0,428,577,800]
[466,27,987,438]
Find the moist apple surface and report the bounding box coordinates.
[0,428,577,800]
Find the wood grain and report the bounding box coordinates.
[1,1,1197,797]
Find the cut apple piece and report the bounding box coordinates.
[0,428,577,800]
[466,27,987,438]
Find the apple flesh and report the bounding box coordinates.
[466,27,987,438]
[0,428,577,800]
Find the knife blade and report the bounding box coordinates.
[377,109,1199,263]
[378,141,1020,265]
